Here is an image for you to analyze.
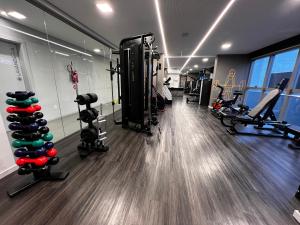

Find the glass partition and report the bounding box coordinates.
[0,0,116,144]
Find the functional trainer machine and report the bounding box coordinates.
[6,91,69,197]
[75,93,109,157]
[108,33,159,135]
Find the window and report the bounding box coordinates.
[248,57,270,88]
[284,95,300,126]
[244,89,262,109]
[295,66,300,89]
[268,49,299,88]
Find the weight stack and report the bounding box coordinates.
[5,91,68,197]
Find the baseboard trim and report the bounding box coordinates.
[0,164,18,179]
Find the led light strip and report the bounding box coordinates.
[0,24,92,57]
[154,0,170,68]
[166,55,214,59]
[180,0,236,73]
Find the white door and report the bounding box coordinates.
[0,40,26,129]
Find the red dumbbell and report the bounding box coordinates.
[16,156,48,167]
[47,148,57,157]
[6,105,41,114]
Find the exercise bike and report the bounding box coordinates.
[211,85,247,117]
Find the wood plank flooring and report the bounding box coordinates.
[0,98,300,225]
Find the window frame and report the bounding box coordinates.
[246,46,300,121]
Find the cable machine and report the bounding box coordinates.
[108,33,158,135]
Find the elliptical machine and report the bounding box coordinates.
[75,93,109,157]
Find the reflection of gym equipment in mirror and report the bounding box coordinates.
[5,91,69,197]
[108,33,159,135]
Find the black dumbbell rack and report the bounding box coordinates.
[5,91,69,197]
[75,93,109,157]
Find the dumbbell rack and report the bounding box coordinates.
[6,91,69,197]
[75,93,109,158]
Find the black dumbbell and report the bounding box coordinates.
[48,157,59,165]
[87,93,98,103]
[18,165,48,175]
[76,93,98,105]
[7,112,44,124]
[39,126,49,134]
[37,119,47,126]
[80,109,98,123]
[7,113,43,124]
[81,127,98,142]
[76,94,91,105]
[12,131,42,140]
[9,122,39,132]
[6,91,35,101]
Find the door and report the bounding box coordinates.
[0,40,26,129]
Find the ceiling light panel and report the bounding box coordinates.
[8,11,26,20]
[180,0,236,72]
[221,42,232,50]
[96,3,113,13]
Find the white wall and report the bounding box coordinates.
[0,114,17,179]
[209,54,251,105]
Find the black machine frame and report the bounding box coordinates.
[109,33,158,135]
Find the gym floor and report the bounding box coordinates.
[0,98,300,225]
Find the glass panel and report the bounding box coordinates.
[268,49,299,88]
[244,89,262,109]
[0,0,66,142]
[42,12,113,138]
[284,95,300,126]
[248,57,270,88]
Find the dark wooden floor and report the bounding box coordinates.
[1,98,300,225]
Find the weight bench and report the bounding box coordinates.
[286,125,300,149]
[220,78,290,138]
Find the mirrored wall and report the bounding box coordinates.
[0,0,119,143]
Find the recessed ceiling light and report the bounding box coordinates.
[180,0,236,73]
[189,69,193,71]
[1,11,8,17]
[202,58,209,62]
[8,11,26,20]
[194,64,199,68]
[221,42,232,50]
[154,0,170,68]
[96,3,113,14]
[94,48,101,53]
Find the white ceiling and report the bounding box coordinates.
[1,0,300,72]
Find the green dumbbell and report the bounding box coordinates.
[12,139,44,148]
[6,98,39,107]
[43,132,53,141]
